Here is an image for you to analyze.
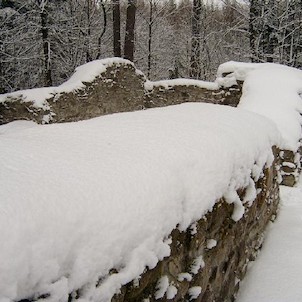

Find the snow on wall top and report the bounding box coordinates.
[0,58,138,109]
[216,61,276,86]
[217,61,302,152]
[0,103,280,302]
[145,78,219,91]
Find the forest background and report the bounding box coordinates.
[0,0,301,94]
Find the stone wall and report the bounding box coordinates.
[50,64,145,123]
[0,60,242,125]
[1,59,298,187]
[34,148,277,302]
[107,148,279,302]
[2,59,299,188]
[15,148,279,302]
[1,60,283,302]
[0,62,146,125]
[280,147,302,186]
[144,81,242,109]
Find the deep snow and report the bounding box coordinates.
[0,103,279,302]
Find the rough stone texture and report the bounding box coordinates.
[0,62,243,125]
[280,147,302,187]
[0,63,146,125]
[0,99,47,125]
[49,65,145,123]
[144,82,242,109]
[107,148,279,302]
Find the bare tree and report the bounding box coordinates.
[112,0,121,57]
[124,0,137,61]
[96,0,107,59]
[190,0,202,79]
[38,0,53,86]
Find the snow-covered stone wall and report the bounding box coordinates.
[0,103,281,302]
[0,58,146,124]
[144,78,242,108]
[217,61,302,187]
[1,58,301,188]
[112,152,279,302]
[0,58,242,125]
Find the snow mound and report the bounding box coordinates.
[0,58,137,110]
[218,61,302,152]
[0,103,280,301]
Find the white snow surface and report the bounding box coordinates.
[155,276,169,300]
[188,286,202,300]
[0,58,136,109]
[206,239,217,249]
[217,61,279,85]
[0,103,280,302]
[145,78,219,91]
[237,180,302,302]
[190,256,205,275]
[217,61,302,152]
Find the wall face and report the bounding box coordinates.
[0,62,242,125]
[49,65,145,123]
[109,149,279,302]
[280,147,302,186]
[0,63,146,125]
[145,83,242,109]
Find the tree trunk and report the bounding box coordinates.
[40,2,52,87]
[190,0,202,79]
[96,0,107,60]
[86,0,92,62]
[124,0,137,62]
[249,0,258,62]
[147,0,153,78]
[112,0,121,57]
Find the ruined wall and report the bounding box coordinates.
[0,62,146,125]
[73,148,277,302]
[0,61,242,125]
[17,147,278,302]
[1,60,284,301]
[144,81,242,109]
[279,147,302,186]
[1,60,298,188]
[49,64,145,123]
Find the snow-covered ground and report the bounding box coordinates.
[0,103,279,302]
[237,180,302,302]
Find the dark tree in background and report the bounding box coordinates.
[38,0,52,86]
[1,0,301,93]
[112,0,121,57]
[249,0,301,66]
[190,0,202,79]
[124,0,137,61]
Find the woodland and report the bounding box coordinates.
[0,0,301,93]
